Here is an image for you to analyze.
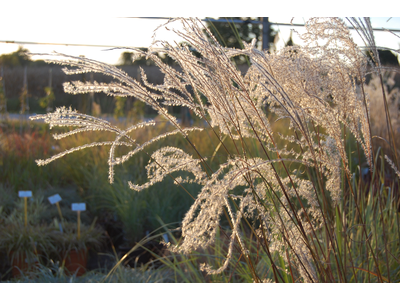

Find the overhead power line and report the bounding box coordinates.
[0,40,128,48]
[1,18,400,50]
[126,17,400,50]
[127,17,400,32]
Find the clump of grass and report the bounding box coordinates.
[29,17,400,282]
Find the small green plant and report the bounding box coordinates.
[113,96,126,120]
[51,221,105,255]
[0,222,56,275]
[39,86,55,112]
[0,194,57,274]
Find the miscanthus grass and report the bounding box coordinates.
[30,17,400,282]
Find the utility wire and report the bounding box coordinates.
[127,17,400,32]
[1,18,399,49]
[0,40,127,48]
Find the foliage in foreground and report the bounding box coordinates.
[4,259,174,283]
[29,17,400,282]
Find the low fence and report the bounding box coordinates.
[0,63,250,116]
[0,65,166,114]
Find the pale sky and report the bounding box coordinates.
[1,1,399,65]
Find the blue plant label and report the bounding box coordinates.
[163,234,169,243]
[72,203,86,211]
[18,191,32,198]
[48,194,62,204]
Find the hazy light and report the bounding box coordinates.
[1,12,399,65]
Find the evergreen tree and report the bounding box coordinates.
[205,17,277,64]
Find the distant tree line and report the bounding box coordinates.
[0,47,47,67]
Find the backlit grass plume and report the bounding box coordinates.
[30,17,400,282]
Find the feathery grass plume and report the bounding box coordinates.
[385,155,400,179]
[29,17,400,282]
[128,146,208,191]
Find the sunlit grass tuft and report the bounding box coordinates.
[26,17,400,282]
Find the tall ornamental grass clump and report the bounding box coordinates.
[30,17,400,282]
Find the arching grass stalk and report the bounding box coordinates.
[29,17,400,282]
